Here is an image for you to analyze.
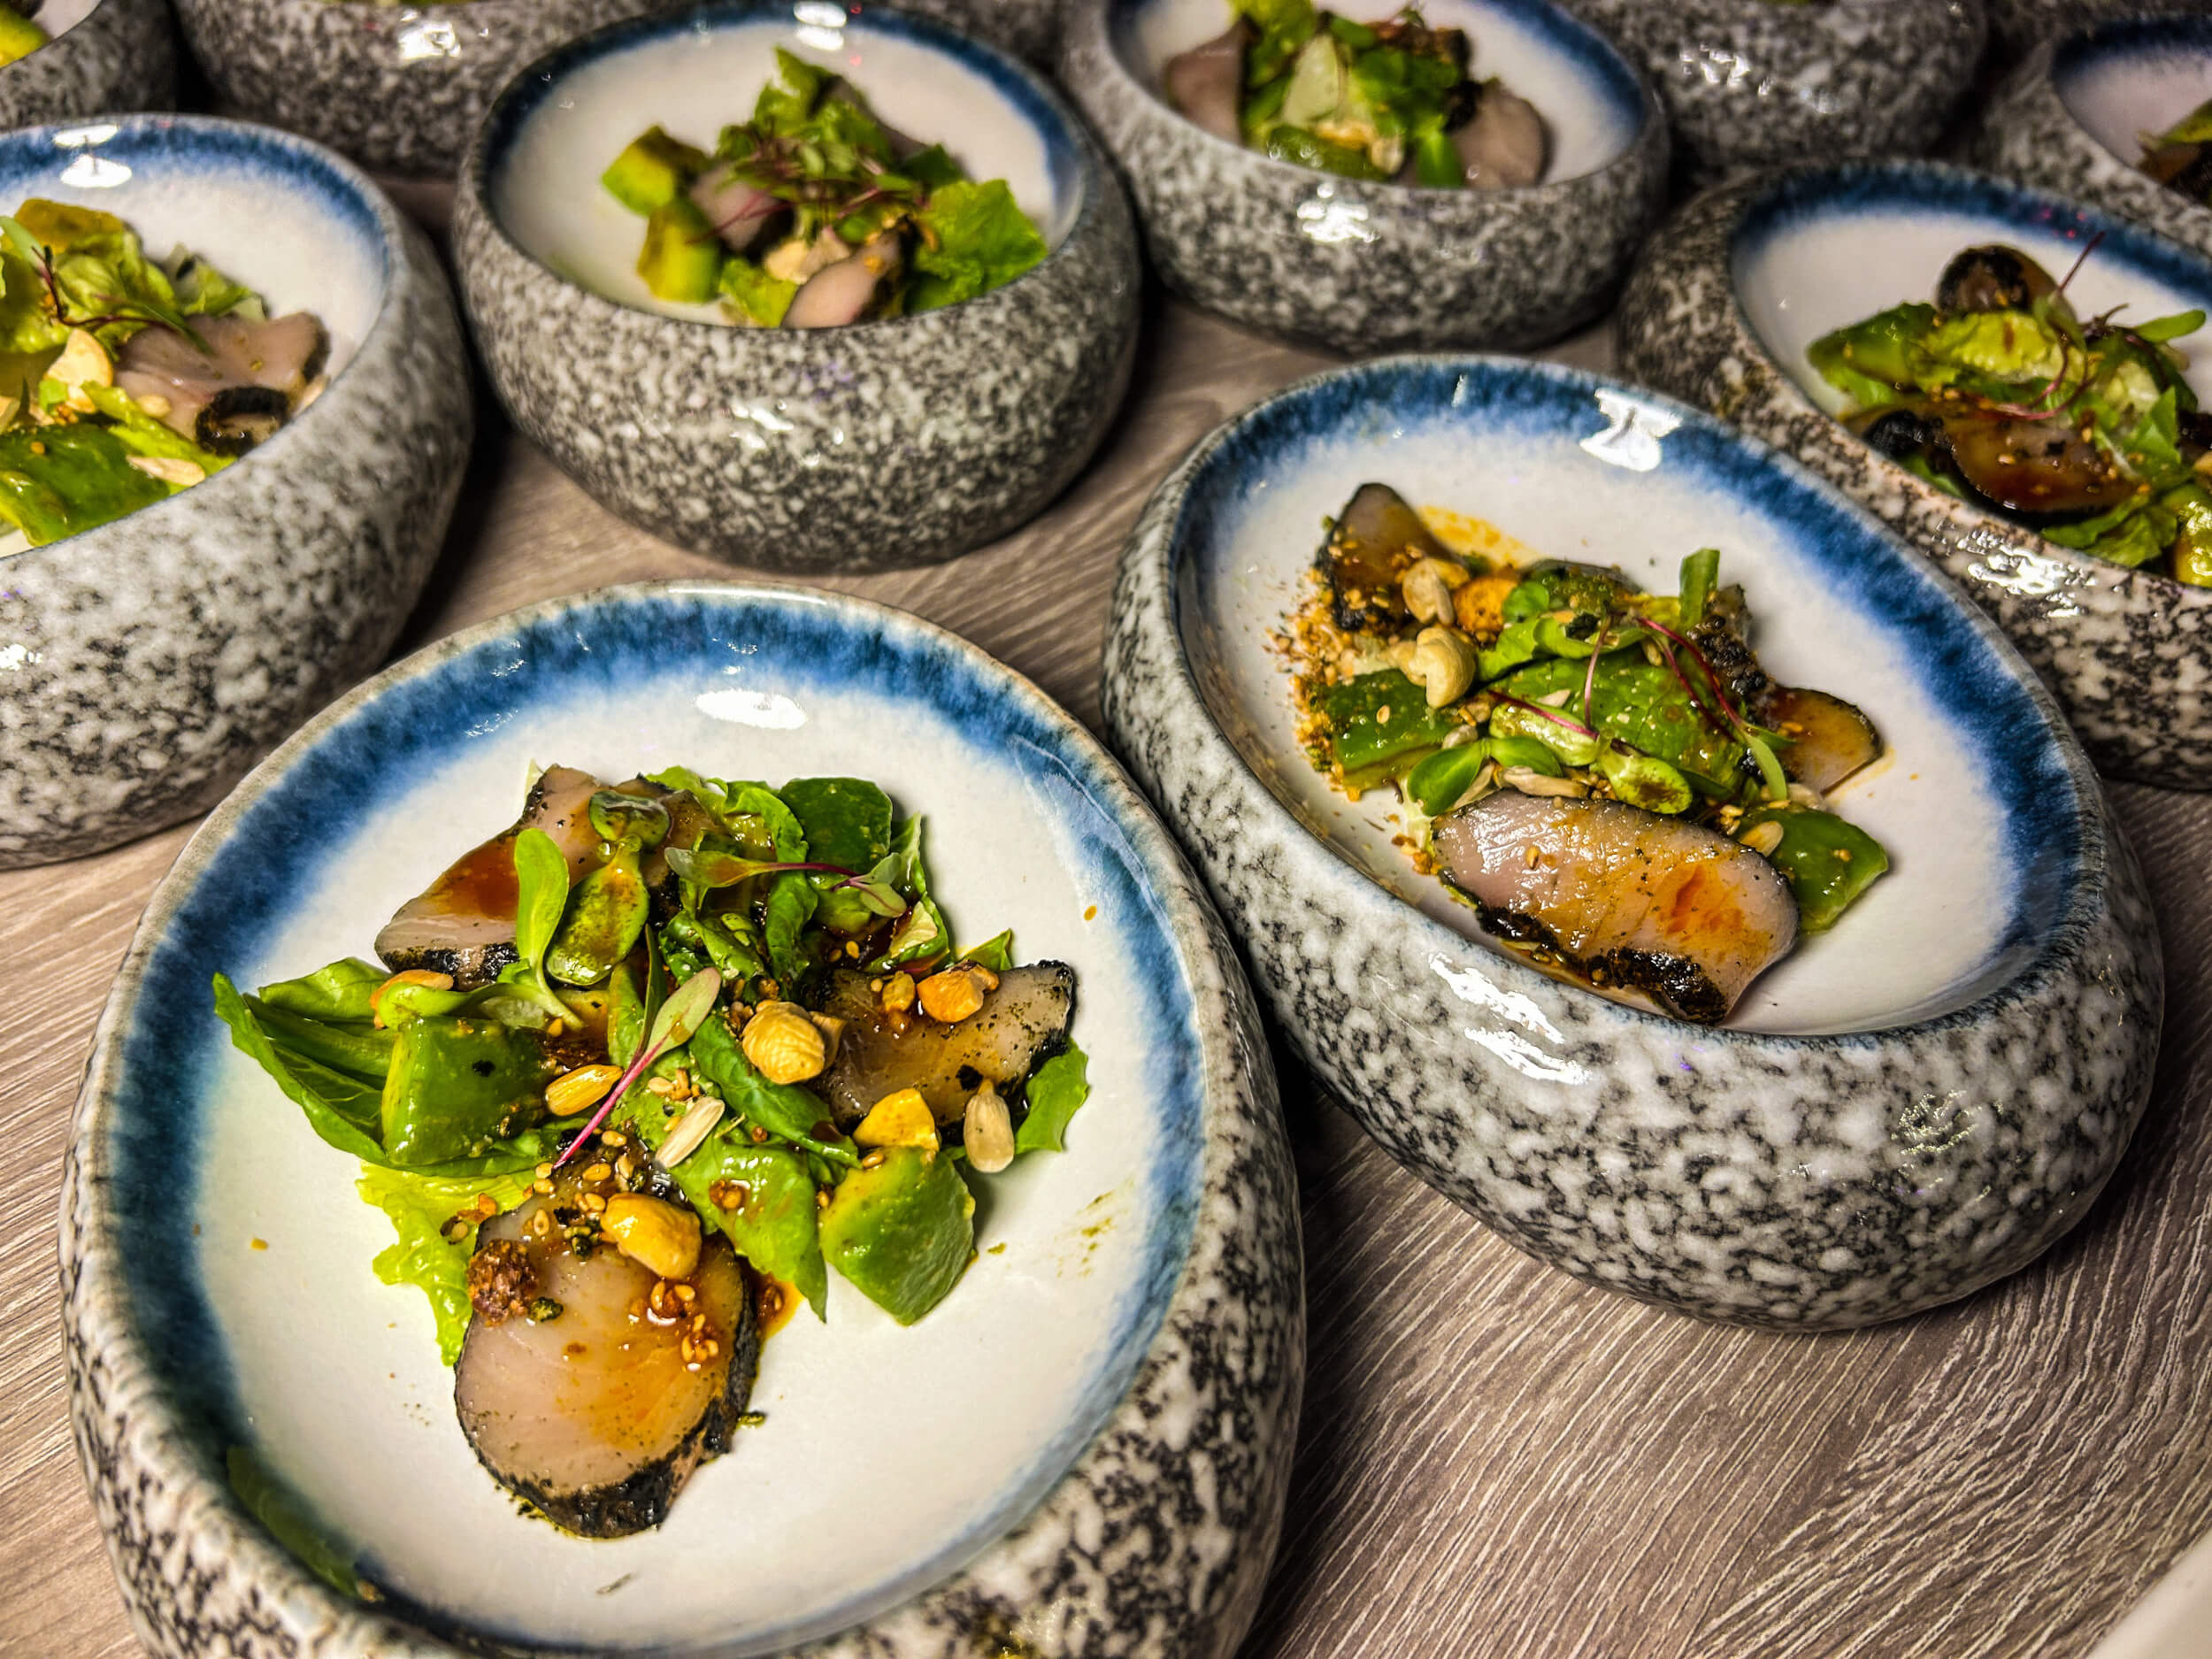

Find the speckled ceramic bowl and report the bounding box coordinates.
[0,0,176,127]
[1103,356,2163,1331]
[1984,0,2212,65]
[1974,14,2212,261]
[1558,0,1984,182]
[65,581,1300,1659]
[1617,162,2212,789]
[897,0,1066,65]
[1059,0,1668,353]
[0,116,472,872]
[173,0,687,178]
[455,3,1138,574]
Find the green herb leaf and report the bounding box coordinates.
[2132,308,2206,343]
[1014,1041,1090,1155]
[960,929,1016,973]
[255,957,387,1023]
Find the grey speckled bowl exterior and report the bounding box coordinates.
[1971,17,2212,260]
[1059,0,1669,353]
[456,4,1139,574]
[0,0,176,127]
[1558,0,1984,181]
[65,581,1302,1659]
[897,0,1066,65]
[1617,164,2212,790]
[0,117,472,871]
[173,0,687,177]
[1102,355,2163,1332]
[1985,0,2212,63]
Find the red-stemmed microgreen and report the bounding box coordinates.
[554,966,723,1168]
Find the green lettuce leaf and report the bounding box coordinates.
[212,973,552,1177]
[910,180,1048,311]
[169,250,265,319]
[1912,309,2065,388]
[357,1164,534,1364]
[0,421,173,545]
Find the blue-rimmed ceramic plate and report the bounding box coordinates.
[63,582,1299,1659]
[1618,159,2212,790]
[1104,354,2162,1329]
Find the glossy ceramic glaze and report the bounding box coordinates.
[1559,0,1983,181]
[0,116,472,870]
[65,583,1301,1658]
[1619,162,2212,790]
[172,0,687,177]
[896,0,1066,65]
[1975,16,2212,264]
[1982,0,2210,65]
[0,0,176,127]
[1060,0,1668,352]
[456,3,1138,572]
[1103,355,2162,1329]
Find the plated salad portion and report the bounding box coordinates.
[1809,243,2212,587]
[602,50,1048,326]
[212,764,1088,1537]
[0,200,324,547]
[1286,485,1889,1023]
[1164,0,1548,188]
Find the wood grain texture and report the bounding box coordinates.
[1,288,2206,1659]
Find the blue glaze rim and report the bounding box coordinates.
[1106,0,1657,188]
[99,583,1207,1655]
[2054,12,2212,95]
[1165,352,2094,1049]
[476,0,1093,325]
[0,112,398,563]
[1733,158,2212,314]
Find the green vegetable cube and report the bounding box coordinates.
[602,126,710,215]
[637,196,723,304]
[819,1147,974,1325]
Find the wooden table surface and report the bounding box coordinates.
[4,276,2209,1659]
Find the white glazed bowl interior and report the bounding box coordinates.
[2056,19,2212,167]
[1174,361,2079,1037]
[1734,174,2212,419]
[1116,0,1643,184]
[31,0,102,45]
[113,588,1204,1652]
[492,4,1083,325]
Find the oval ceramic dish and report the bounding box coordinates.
[173,0,685,177]
[455,3,1139,574]
[1058,0,1668,353]
[1617,162,2212,790]
[64,582,1301,1659]
[1559,0,1983,182]
[0,116,472,871]
[1974,14,2212,262]
[0,0,176,127]
[1102,356,2162,1331]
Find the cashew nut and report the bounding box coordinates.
[1407,626,1479,708]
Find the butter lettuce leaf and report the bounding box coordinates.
[910,180,1047,312]
[357,1165,534,1365]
